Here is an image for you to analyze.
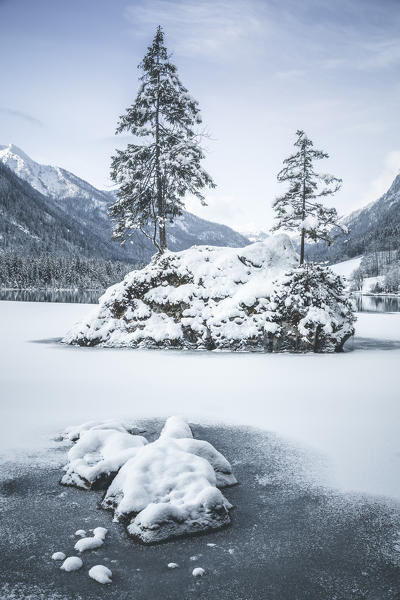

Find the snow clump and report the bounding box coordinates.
[51,552,66,561]
[74,528,108,553]
[192,567,206,577]
[60,557,83,572]
[88,565,112,584]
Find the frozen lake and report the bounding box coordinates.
[1,300,400,502]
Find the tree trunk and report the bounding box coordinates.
[155,66,166,253]
[300,229,305,265]
[300,148,306,266]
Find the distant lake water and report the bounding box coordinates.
[1,289,400,312]
[353,294,400,313]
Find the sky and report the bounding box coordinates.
[1,0,400,232]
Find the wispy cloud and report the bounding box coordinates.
[0,107,44,127]
[124,0,265,59]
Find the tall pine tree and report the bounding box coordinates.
[109,26,215,254]
[272,130,345,265]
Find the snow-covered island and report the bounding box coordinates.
[63,235,355,353]
[60,416,237,543]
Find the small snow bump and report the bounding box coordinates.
[167,562,179,569]
[75,529,86,537]
[206,543,216,547]
[51,552,66,561]
[192,567,206,577]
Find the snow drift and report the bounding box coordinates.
[63,234,354,352]
[60,417,237,543]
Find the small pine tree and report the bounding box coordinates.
[272,130,345,265]
[109,26,215,254]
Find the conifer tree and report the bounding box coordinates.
[272,130,345,264]
[109,26,215,254]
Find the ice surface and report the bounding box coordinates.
[60,557,83,572]
[88,565,112,584]
[1,301,400,501]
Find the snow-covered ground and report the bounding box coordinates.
[1,301,400,501]
[331,256,362,279]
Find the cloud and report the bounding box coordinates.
[0,107,44,127]
[124,0,265,59]
[360,151,400,206]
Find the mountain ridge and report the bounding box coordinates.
[0,144,249,263]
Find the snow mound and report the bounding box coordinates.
[60,557,83,572]
[88,565,112,584]
[103,436,233,543]
[60,416,236,543]
[61,425,147,489]
[192,567,206,577]
[63,235,299,351]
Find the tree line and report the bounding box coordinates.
[0,252,136,290]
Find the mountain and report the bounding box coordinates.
[306,172,400,264]
[0,161,130,259]
[239,228,270,243]
[0,144,249,263]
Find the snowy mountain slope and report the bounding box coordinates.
[0,144,111,211]
[0,144,249,263]
[0,162,134,260]
[306,172,400,264]
[331,256,363,279]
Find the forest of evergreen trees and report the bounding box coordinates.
[0,252,137,290]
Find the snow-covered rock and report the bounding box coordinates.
[167,562,179,569]
[102,436,233,543]
[88,565,112,584]
[63,235,354,352]
[61,426,147,489]
[192,567,206,577]
[60,557,83,572]
[63,235,298,351]
[60,416,236,543]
